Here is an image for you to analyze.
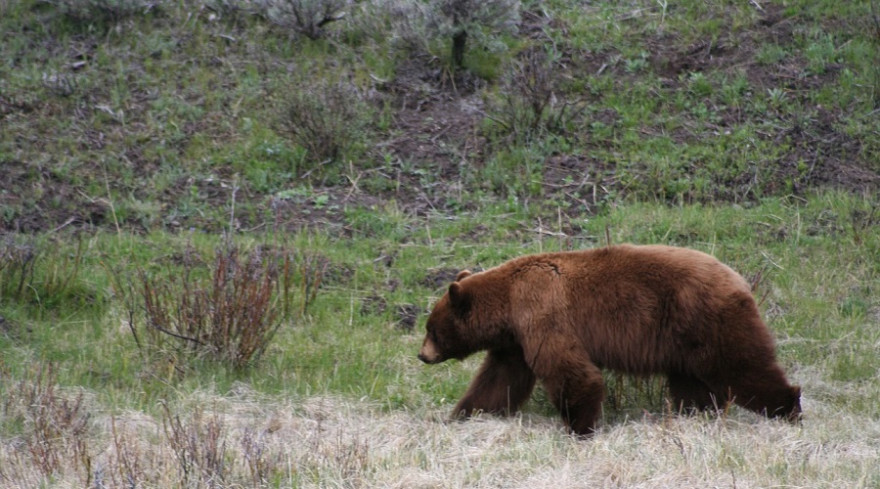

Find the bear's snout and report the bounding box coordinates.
[418,338,442,364]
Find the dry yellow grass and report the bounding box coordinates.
[3,379,879,488]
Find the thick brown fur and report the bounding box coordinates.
[418,244,802,436]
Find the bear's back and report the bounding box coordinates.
[501,245,756,374]
[558,244,749,292]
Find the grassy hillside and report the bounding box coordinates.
[1,0,879,487]
[2,0,878,233]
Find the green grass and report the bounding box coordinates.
[2,192,878,413]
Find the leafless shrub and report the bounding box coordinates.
[488,48,587,144]
[258,0,351,39]
[279,81,369,170]
[747,268,772,308]
[298,252,328,316]
[138,244,289,370]
[331,431,369,485]
[0,237,38,300]
[160,402,228,488]
[107,416,148,488]
[509,49,557,132]
[241,427,281,485]
[0,363,92,486]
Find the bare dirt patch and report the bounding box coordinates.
[376,58,489,209]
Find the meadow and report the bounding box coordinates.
[1,0,879,487]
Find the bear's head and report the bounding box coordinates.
[418,270,475,364]
[418,269,513,364]
[777,385,803,423]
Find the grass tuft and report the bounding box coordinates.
[0,236,97,314]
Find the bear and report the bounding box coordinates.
[417,244,801,436]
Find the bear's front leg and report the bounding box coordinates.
[453,346,536,418]
[537,357,606,436]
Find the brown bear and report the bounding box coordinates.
[418,244,801,436]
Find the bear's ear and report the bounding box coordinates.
[455,270,472,282]
[448,281,471,310]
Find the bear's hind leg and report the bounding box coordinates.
[452,347,536,418]
[667,373,728,414]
